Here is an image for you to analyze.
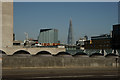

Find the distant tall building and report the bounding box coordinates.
[111,2,120,49]
[118,1,120,24]
[67,19,74,45]
[38,29,58,44]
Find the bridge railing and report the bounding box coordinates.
[66,49,120,57]
[23,46,58,48]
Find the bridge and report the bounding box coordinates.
[0,46,66,55]
[1,46,120,57]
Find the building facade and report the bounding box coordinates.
[84,34,112,49]
[38,29,58,44]
[112,24,120,49]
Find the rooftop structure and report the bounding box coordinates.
[91,34,111,40]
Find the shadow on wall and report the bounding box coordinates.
[89,53,104,57]
[72,52,87,56]
[53,52,71,56]
[10,50,31,57]
[35,51,52,56]
[0,50,6,56]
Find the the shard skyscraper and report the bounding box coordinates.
[67,19,74,45]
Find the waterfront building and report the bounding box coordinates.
[67,19,74,45]
[84,34,112,49]
[38,29,58,45]
[112,24,120,49]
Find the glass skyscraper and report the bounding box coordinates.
[67,19,74,45]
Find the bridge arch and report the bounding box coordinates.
[13,50,31,56]
[36,51,52,56]
[73,52,88,57]
[89,53,104,57]
[0,50,7,55]
[54,51,71,56]
[105,54,118,57]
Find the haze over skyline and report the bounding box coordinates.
[14,2,118,43]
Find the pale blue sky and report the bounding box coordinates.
[14,2,118,43]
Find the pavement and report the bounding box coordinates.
[2,67,120,80]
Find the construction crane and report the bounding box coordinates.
[24,32,29,46]
[24,32,28,41]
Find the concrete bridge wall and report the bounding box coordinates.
[1,47,120,56]
[1,47,66,55]
[2,55,120,68]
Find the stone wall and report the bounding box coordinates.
[2,54,120,68]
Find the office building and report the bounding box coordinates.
[112,24,120,49]
[38,29,58,44]
[84,34,112,49]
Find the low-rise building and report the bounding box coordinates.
[84,34,112,49]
